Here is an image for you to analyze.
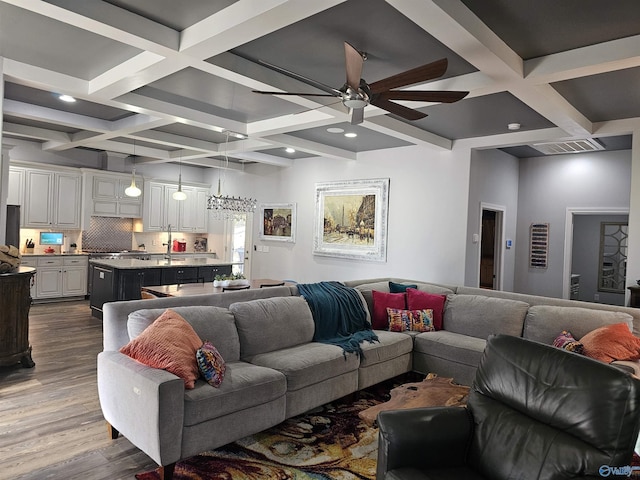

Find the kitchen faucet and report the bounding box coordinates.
[163,224,172,259]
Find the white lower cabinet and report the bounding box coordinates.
[23,256,88,300]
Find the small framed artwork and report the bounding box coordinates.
[313,178,390,262]
[529,222,549,268]
[259,203,296,242]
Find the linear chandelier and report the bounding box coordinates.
[207,178,257,219]
[207,132,257,219]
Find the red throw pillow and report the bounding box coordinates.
[120,308,203,389]
[580,322,640,363]
[406,288,446,330]
[372,290,406,329]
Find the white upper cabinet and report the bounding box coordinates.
[23,167,81,229]
[143,181,209,232]
[90,173,143,218]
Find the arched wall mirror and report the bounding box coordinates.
[598,222,628,293]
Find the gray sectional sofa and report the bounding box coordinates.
[97,278,640,478]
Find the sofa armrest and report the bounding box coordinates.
[97,351,185,466]
[376,406,472,477]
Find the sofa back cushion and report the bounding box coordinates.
[523,305,634,345]
[443,294,529,339]
[230,296,315,358]
[127,306,240,361]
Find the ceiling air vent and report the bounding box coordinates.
[531,138,605,155]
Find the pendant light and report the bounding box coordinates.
[172,151,187,201]
[124,139,142,197]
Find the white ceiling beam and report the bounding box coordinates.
[230,151,295,168]
[3,99,110,132]
[525,35,640,82]
[264,134,357,161]
[180,0,346,56]
[116,92,247,136]
[2,0,179,54]
[365,116,452,150]
[388,0,592,138]
[3,122,71,143]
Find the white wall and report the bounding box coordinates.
[233,145,472,284]
[464,148,519,290]
[514,150,632,298]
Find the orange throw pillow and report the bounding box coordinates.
[580,322,640,363]
[120,308,203,389]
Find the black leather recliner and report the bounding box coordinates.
[377,334,640,479]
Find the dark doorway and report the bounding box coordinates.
[480,209,496,289]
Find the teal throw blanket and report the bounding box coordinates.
[297,281,378,357]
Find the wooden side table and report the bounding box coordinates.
[0,266,36,367]
[628,285,640,308]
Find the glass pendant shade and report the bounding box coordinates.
[124,168,141,197]
[172,173,187,200]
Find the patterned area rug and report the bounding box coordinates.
[135,380,399,480]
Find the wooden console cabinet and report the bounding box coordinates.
[0,266,36,368]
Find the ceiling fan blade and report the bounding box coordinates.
[252,90,335,97]
[257,59,342,96]
[350,107,364,125]
[369,58,448,93]
[379,90,469,103]
[370,96,427,121]
[344,41,364,91]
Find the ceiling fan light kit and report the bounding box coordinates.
[253,41,469,125]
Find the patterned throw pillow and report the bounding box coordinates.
[387,307,435,332]
[196,341,226,388]
[553,330,584,354]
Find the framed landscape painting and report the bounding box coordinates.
[313,178,390,262]
[259,203,296,242]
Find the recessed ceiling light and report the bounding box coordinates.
[59,94,76,103]
[344,132,358,138]
[327,127,344,134]
[508,123,521,131]
[285,147,296,153]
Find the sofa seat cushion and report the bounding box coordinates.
[244,342,360,391]
[359,331,413,368]
[414,331,487,368]
[183,361,286,427]
[443,295,529,340]
[523,305,634,345]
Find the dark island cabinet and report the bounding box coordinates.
[117,268,163,301]
[197,265,232,283]
[89,264,233,318]
[161,266,198,285]
[0,267,36,368]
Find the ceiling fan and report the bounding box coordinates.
[252,42,469,125]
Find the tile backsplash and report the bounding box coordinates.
[82,217,134,252]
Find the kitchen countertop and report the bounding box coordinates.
[21,252,89,256]
[89,257,238,269]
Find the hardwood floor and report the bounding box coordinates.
[0,300,157,479]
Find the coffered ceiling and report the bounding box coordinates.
[1,0,639,170]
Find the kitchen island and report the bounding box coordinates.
[89,257,236,318]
